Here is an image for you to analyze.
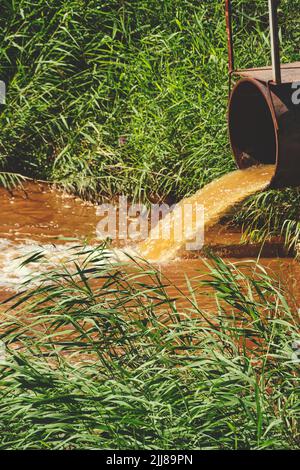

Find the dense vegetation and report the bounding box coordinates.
[0,247,299,449]
[0,0,300,240]
[0,0,231,199]
[1,2,299,451]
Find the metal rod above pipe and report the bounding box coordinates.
[225,0,234,73]
[268,0,282,84]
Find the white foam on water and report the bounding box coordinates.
[0,239,118,291]
[0,236,142,292]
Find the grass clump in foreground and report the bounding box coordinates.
[0,246,299,450]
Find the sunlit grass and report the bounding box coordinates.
[0,1,299,451]
[0,1,299,236]
[0,246,299,449]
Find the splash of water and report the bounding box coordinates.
[0,166,274,290]
[0,240,91,290]
[137,165,275,262]
[0,239,124,292]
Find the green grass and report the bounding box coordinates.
[0,0,232,199]
[0,246,299,449]
[0,1,295,192]
[0,0,300,238]
[0,2,299,450]
[233,187,300,251]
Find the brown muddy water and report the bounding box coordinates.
[0,168,299,308]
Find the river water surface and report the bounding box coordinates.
[0,180,299,309]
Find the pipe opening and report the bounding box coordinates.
[229,80,277,167]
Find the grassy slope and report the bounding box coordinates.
[0,0,300,235]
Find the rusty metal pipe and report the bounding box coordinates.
[228,78,300,188]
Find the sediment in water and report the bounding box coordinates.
[0,166,275,289]
[137,165,275,262]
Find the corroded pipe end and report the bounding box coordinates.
[228,78,300,189]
